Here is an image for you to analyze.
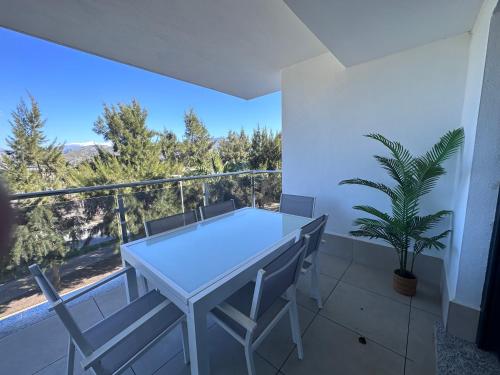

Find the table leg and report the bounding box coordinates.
[124,262,139,303]
[187,303,210,375]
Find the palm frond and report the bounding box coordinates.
[413,128,464,197]
[350,227,405,252]
[373,156,407,185]
[410,211,452,233]
[366,134,413,166]
[410,230,451,272]
[354,218,388,228]
[413,230,451,253]
[419,128,464,167]
[352,205,392,223]
[350,228,390,242]
[339,178,396,200]
[391,185,420,225]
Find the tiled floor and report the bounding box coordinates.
[0,250,441,375]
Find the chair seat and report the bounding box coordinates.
[211,282,288,340]
[84,290,183,375]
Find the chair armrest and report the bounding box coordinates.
[82,299,174,369]
[213,302,257,332]
[59,267,131,307]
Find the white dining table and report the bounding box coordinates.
[120,207,313,375]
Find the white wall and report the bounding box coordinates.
[446,0,498,309]
[282,35,470,256]
[452,0,500,311]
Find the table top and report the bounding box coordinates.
[121,208,313,298]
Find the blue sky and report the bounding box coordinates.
[0,28,281,149]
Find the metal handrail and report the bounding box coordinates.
[9,170,281,201]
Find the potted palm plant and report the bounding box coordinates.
[340,128,464,296]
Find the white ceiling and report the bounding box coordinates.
[0,0,327,99]
[0,1,486,98]
[284,0,485,66]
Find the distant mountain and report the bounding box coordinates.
[63,141,111,153]
[63,142,112,165]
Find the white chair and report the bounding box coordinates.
[29,264,189,375]
[144,209,198,236]
[199,199,236,220]
[299,215,329,308]
[279,194,315,218]
[209,236,309,375]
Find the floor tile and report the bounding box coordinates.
[33,355,135,375]
[405,358,436,375]
[93,284,127,317]
[352,239,399,271]
[132,325,185,375]
[320,234,353,261]
[153,325,278,375]
[342,263,411,305]
[296,273,338,313]
[411,281,441,316]
[0,298,103,375]
[321,281,410,355]
[281,315,405,375]
[407,307,439,374]
[257,305,315,368]
[34,356,86,375]
[318,253,351,279]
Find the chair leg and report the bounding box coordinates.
[181,320,190,365]
[311,257,323,309]
[288,307,298,345]
[67,338,75,375]
[140,274,149,294]
[289,300,304,360]
[244,344,257,375]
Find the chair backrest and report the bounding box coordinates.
[300,214,328,257]
[29,264,93,355]
[199,199,236,220]
[144,210,198,236]
[251,236,308,320]
[29,264,61,303]
[279,194,315,218]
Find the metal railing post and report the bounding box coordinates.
[251,172,256,208]
[116,194,129,244]
[179,180,185,213]
[202,182,209,206]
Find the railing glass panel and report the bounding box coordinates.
[2,170,281,319]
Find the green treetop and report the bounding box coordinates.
[181,109,217,174]
[3,95,67,193]
[219,129,251,172]
[249,126,281,170]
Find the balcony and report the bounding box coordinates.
[0,171,442,375]
[1,1,500,374]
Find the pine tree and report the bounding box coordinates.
[2,95,72,287]
[159,130,181,165]
[3,95,67,193]
[181,109,216,174]
[249,126,281,170]
[219,129,251,172]
[248,126,282,207]
[74,100,181,240]
[91,100,173,180]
